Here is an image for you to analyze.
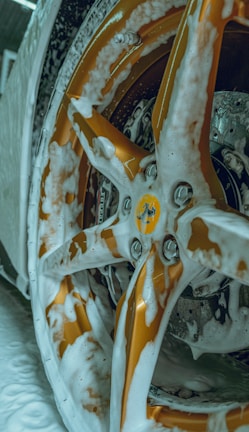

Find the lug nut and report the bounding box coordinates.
[131,239,142,260]
[114,32,141,45]
[123,196,132,213]
[174,183,193,207]
[145,162,157,180]
[163,237,179,262]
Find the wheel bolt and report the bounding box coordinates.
[131,239,142,260]
[174,183,193,207]
[123,196,132,213]
[114,32,141,45]
[145,162,157,180]
[163,237,179,262]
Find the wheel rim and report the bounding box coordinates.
[29,1,249,431]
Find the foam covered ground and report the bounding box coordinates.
[0,279,66,431]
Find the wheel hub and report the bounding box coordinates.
[135,193,161,235]
[100,90,249,411]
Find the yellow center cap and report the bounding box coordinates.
[135,194,160,234]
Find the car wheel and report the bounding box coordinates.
[28,1,249,431]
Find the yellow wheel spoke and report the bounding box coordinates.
[178,205,249,284]
[42,219,129,275]
[68,97,148,183]
[111,248,201,431]
[153,0,249,205]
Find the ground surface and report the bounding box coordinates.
[0,278,67,431]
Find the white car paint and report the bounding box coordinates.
[0,0,62,296]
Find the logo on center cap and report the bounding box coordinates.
[136,194,160,234]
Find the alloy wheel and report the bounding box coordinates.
[29,1,249,431]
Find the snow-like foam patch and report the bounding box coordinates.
[0,281,66,431]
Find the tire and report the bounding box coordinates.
[28,1,249,431]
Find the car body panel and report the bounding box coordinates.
[0,0,62,296]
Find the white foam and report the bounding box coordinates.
[235,426,249,432]
[0,282,66,431]
[221,0,234,19]
[143,254,159,326]
[207,410,229,432]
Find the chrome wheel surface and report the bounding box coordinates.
[28,1,249,431]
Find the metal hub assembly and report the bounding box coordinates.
[28,1,249,431]
[97,90,249,411]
